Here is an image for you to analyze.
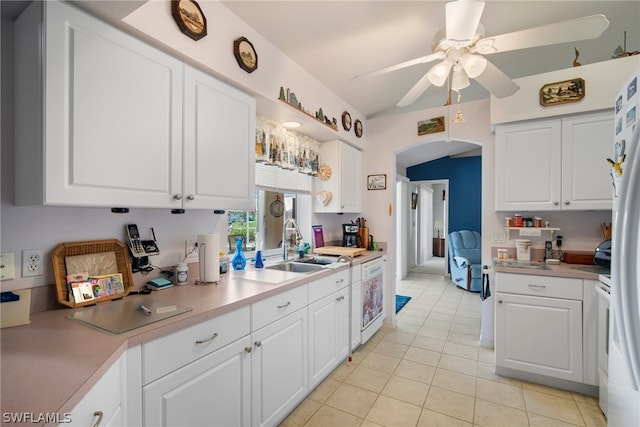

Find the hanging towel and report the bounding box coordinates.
[480,265,491,301]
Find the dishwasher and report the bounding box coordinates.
[361,256,386,344]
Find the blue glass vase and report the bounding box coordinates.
[231,237,246,270]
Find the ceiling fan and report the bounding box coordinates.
[353,0,610,107]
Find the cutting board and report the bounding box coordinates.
[313,246,366,257]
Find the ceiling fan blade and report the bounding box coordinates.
[446,0,485,42]
[397,73,433,107]
[352,52,444,80]
[479,14,610,54]
[474,60,519,98]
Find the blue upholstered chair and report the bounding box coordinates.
[448,230,482,292]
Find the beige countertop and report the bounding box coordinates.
[493,259,608,280]
[0,252,384,422]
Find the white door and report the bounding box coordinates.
[495,119,562,210]
[495,292,583,382]
[143,336,251,427]
[183,66,255,210]
[561,111,614,210]
[252,309,308,427]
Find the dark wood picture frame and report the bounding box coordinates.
[367,174,386,190]
[171,0,207,41]
[540,78,585,107]
[233,37,258,73]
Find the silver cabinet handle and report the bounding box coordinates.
[277,301,291,309]
[195,332,218,344]
[336,295,345,302]
[187,194,195,200]
[554,201,559,206]
[528,284,546,289]
[498,300,503,304]
[92,411,103,427]
[255,340,262,347]
[335,279,344,284]
[245,346,252,353]
[174,194,182,200]
[565,201,570,205]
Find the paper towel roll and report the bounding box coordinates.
[197,234,220,283]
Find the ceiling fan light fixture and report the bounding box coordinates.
[451,66,470,91]
[427,60,452,87]
[460,54,487,78]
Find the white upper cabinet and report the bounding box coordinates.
[183,66,255,210]
[495,111,613,211]
[14,1,254,210]
[314,140,362,213]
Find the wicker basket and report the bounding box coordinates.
[52,239,134,308]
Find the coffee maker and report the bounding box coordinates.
[342,224,360,247]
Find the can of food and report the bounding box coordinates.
[514,214,523,227]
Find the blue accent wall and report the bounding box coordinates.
[407,156,481,234]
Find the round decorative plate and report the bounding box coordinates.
[354,119,363,138]
[318,163,332,181]
[233,36,258,73]
[342,111,352,131]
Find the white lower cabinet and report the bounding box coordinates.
[143,336,252,427]
[67,354,125,427]
[309,287,350,389]
[495,292,583,381]
[251,307,308,427]
[495,272,596,387]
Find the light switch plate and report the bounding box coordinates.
[1,252,15,280]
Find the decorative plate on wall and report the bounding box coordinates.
[171,0,207,41]
[354,119,363,138]
[318,163,332,181]
[233,37,258,73]
[342,111,352,131]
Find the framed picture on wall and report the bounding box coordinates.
[411,193,418,209]
[367,174,386,190]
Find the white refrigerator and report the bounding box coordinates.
[609,65,640,426]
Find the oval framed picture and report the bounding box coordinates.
[354,119,363,138]
[171,0,207,41]
[342,111,352,131]
[233,37,258,73]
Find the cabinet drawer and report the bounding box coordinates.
[308,270,349,303]
[496,273,582,300]
[143,306,250,384]
[252,284,308,331]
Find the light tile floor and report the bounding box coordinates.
[280,263,607,427]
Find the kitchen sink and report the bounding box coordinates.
[266,262,325,273]
[294,256,339,265]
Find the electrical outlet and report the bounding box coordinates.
[1,252,15,280]
[22,249,44,277]
[185,240,199,262]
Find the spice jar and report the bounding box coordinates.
[505,217,513,227]
[535,217,543,228]
[514,214,523,227]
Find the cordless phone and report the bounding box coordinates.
[126,224,160,258]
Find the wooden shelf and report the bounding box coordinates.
[278,98,338,132]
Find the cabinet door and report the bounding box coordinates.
[561,111,614,210]
[309,287,350,388]
[495,119,562,211]
[183,66,256,210]
[495,292,583,382]
[37,1,183,208]
[340,142,362,212]
[252,308,308,427]
[67,355,124,427]
[144,336,252,427]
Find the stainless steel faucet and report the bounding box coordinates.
[282,218,303,261]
